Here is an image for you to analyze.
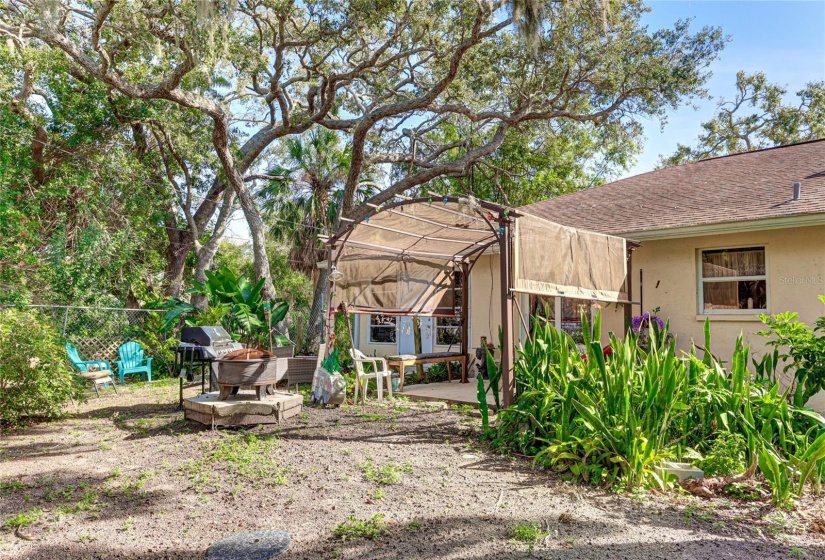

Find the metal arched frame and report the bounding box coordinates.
[324,195,520,406]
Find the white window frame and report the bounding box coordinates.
[697,245,769,315]
[434,316,461,347]
[434,269,464,347]
[368,314,398,344]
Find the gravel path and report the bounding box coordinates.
[1,380,824,559]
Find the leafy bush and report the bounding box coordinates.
[490,311,825,505]
[0,309,75,426]
[137,310,178,378]
[757,296,825,408]
[698,432,746,476]
[163,266,289,348]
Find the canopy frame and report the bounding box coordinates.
[325,195,635,407]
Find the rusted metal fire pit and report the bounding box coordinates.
[215,349,286,401]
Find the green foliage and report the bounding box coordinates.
[163,266,289,348]
[181,433,287,493]
[697,432,746,476]
[509,522,547,548]
[332,514,388,542]
[358,460,412,485]
[757,297,825,408]
[0,309,74,426]
[137,307,178,378]
[491,311,825,505]
[3,507,42,529]
[477,374,490,434]
[661,71,825,166]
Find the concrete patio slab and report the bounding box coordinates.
[400,379,501,411]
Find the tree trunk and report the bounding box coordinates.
[163,227,190,298]
[191,188,236,309]
[306,265,329,345]
[211,122,275,296]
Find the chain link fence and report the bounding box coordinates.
[6,305,170,373]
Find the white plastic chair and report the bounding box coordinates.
[350,349,393,404]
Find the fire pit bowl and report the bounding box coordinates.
[215,357,286,401]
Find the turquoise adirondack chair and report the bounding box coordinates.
[115,341,153,385]
[65,343,117,397]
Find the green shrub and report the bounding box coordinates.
[757,296,825,408]
[698,432,746,476]
[490,311,825,505]
[0,309,75,426]
[138,308,178,378]
[332,514,388,541]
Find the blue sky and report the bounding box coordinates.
[628,0,825,176]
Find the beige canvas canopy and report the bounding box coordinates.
[326,195,633,406]
[330,196,628,314]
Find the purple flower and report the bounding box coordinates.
[631,313,664,333]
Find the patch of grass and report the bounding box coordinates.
[724,482,762,501]
[109,468,122,479]
[405,520,423,532]
[121,470,158,497]
[0,481,24,496]
[59,490,98,514]
[370,488,386,500]
[3,508,42,529]
[683,505,716,525]
[332,514,388,542]
[357,413,384,422]
[790,547,808,559]
[763,511,806,537]
[120,517,134,532]
[510,522,547,551]
[180,433,287,494]
[358,460,412,485]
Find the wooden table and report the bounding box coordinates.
[386,352,467,391]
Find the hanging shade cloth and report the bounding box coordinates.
[513,214,628,302]
[329,197,630,316]
[330,199,496,316]
[334,255,458,316]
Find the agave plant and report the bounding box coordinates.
[162,266,289,348]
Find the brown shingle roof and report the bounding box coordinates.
[521,139,825,235]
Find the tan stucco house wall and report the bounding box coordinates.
[622,224,825,411]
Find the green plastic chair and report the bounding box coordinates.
[65,343,117,398]
[115,341,153,385]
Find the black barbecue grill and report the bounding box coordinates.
[174,326,244,407]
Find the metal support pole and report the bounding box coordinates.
[61,306,69,337]
[324,246,334,357]
[624,247,634,336]
[499,219,515,407]
[460,262,470,383]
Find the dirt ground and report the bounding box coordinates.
[1,379,825,560]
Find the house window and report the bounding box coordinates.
[529,295,592,342]
[436,270,463,346]
[699,246,767,314]
[368,314,397,344]
[435,316,461,346]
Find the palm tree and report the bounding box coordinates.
[260,129,375,347]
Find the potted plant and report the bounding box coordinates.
[631,309,668,351]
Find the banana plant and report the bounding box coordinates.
[161,266,289,348]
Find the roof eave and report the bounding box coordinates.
[615,212,825,241]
